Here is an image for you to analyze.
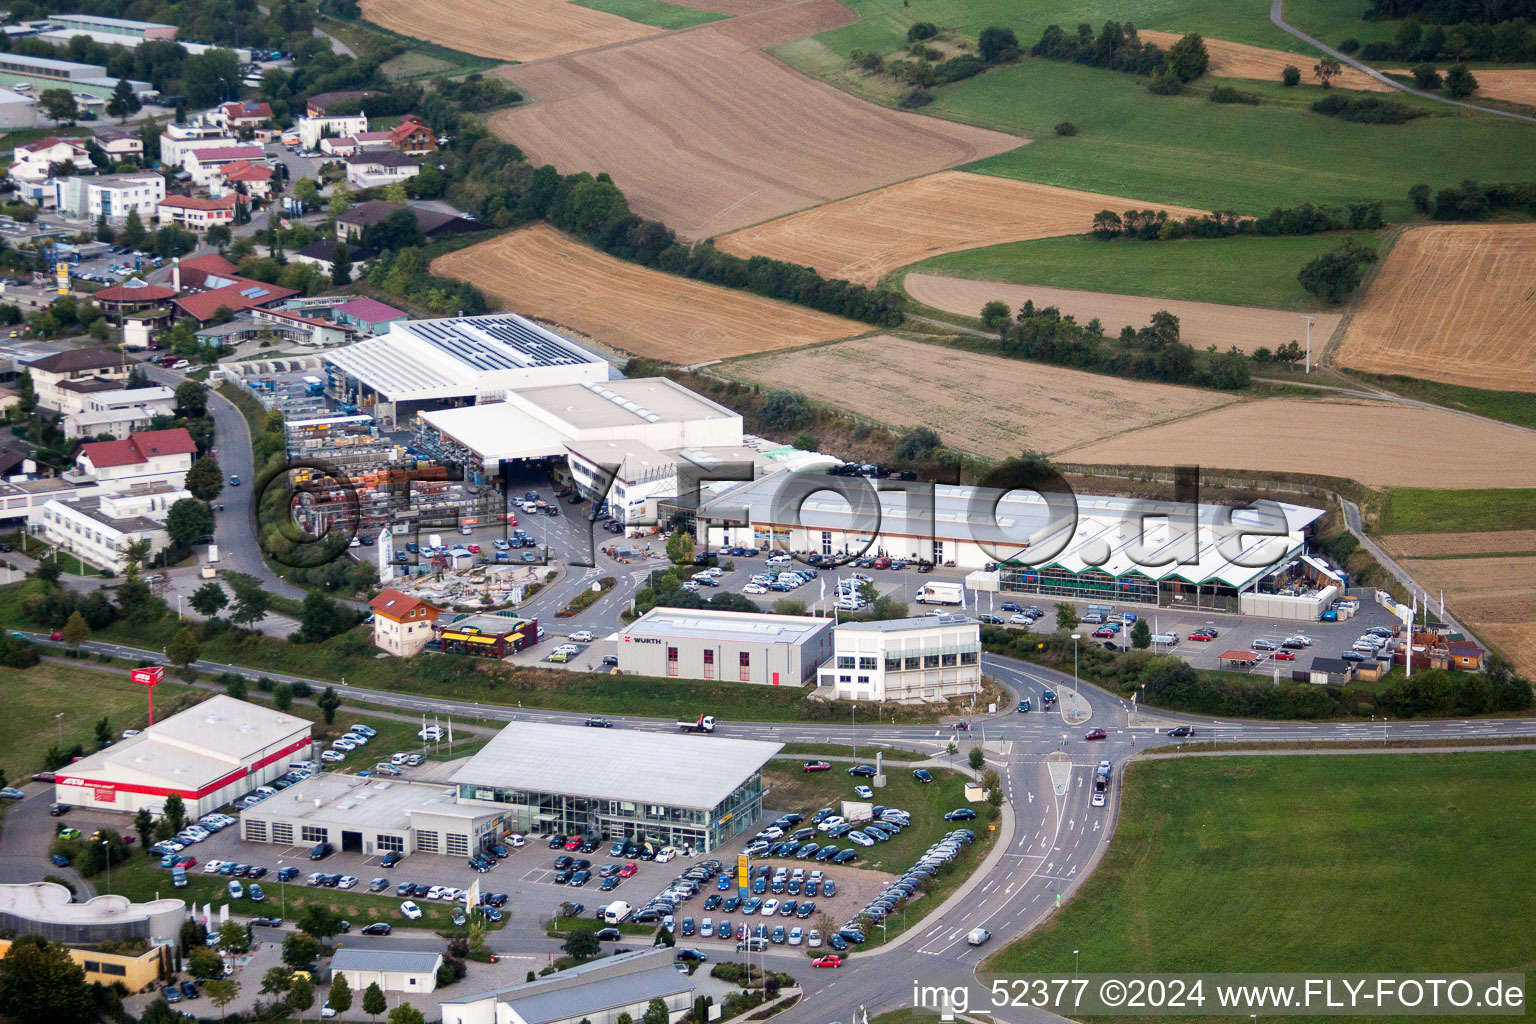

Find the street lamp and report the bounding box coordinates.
[1074,949,1080,980]
[55,712,64,748]
[101,840,111,895]
[1070,633,1082,696]
[277,859,286,918]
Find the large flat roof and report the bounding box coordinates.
[420,402,573,461]
[240,773,484,830]
[699,475,1324,590]
[395,315,601,372]
[625,607,831,647]
[442,949,687,1016]
[515,378,736,430]
[452,722,781,810]
[0,883,182,927]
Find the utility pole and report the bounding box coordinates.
[1303,315,1317,373]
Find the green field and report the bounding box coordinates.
[990,755,1536,997]
[1377,488,1536,534]
[1282,0,1405,51]
[904,232,1380,311]
[0,664,203,776]
[572,0,726,29]
[944,66,1535,219]
[1347,374,1536,432]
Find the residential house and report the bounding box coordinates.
[24,347,131,413]
[369,589,441,656]
[66,428,197,491]
[184,145,265,186]
[28,485,189,571]
[335,200,480,245]
[50,173,164,224]
[216,159,274,200]
[343,150,419,189]
[389,116,436,156]
[210,101,272,132]
[320,131,393,158]
[291,239,364,276]
[63,385,176,439]
[160,122,241,167]
[297,94,371,150]
[305,90,378,117]
[90,127,143,161]
[170,252,240,291]
[8,136,92,185]
[157,193,237,231]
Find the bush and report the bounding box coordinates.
[1209,85,1260,104]
[1053,120,1078,136]
[1310,93,1424,124]
[933,55,985,83]
[1297,239,1380,303]
[1281,65,1301,86]
[1337,37,1360,54]
[1411,62,1443,89]
[907,21,938,42]
[1146,67,1184,94]
[977,26,1020,64]
[898,88,934,108]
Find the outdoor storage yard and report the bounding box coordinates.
[432,225,866,361]
[1390,555,1536,677]
[1135,30,1392,92]
[715,172,1206,286]
[358,0,661,60]
[489,1,1019,239]
[1335,223,1536,394]
[902,274,1337,355]
[724,335,1237,455]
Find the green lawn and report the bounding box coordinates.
[571,0,726,29]
[0,664,203,776]
[1282,0,1404,52]
[947,66,1536,219]
[279,703,493,773]
[1345,373,1536,432]
[1377,488,1536,534]
[988,755,1536,1003]
[2,530,103,577]
[903,232,1380,311]
[110,855,471,930]
[774,742,923,762]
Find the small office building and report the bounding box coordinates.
[452,722,781,853]
[617,606,833,686]
[330,948,445,995]
[54,695,313,817]
[816,613,983,703]
[238,773,504,859]
[0,883,184,946]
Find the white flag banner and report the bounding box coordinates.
[218,903,229,925]
[448,719,453,745]
[203,904,211,931]
[466,878,480,910]
[819,577,826,602]
[1440,590,1445,617]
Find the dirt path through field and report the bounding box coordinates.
[1058,398,1536,488]
[1138,30,1392,91]
[1335,223,1536,393]
[716,173,1207,285]
[359,0,660,61]
[432,225,865,362]
[491,1,1020,239]
[723,335,1237,455]
[904,274,1335,355]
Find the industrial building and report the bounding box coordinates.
[0,883,184,947]
[452,722,781,853]
[54,696,313,818]
[816,614,982,703]
[321,313,608,427]
[239,773,502,858]
[0,52,151,100]
[0,88,36,130]
[695,474,1327,615]
[416,377,744,491]
[29,485,189,572]
[618,606,833,686]
[441,949,693,1024]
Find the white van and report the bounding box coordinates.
[603,901,632,924]
[1150,633,1179,646]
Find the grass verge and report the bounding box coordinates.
[774,742,923,762]
[1345,372,1536,432]
[1377,488,1536,534]
[571,0,726,29]
[986,754,1536,1010]
[903,232,1377,312]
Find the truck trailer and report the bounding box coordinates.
[915,582,964,606]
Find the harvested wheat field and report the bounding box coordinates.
[716,173,1206,285]
[1397,555,1536,675]
[1383,67,1536,107]
[725,335,1237,454]
[1058,399,1536,489]
[1335,224,1536,393]
[904,274,1335,355]
[1382,531,1536,558]
[1138,30,1392,91]
[491,1,1019,239]
[432,226,864,362]
[359,0,659,61]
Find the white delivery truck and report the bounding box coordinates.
[916,582,964,606]
[603,901,632,924]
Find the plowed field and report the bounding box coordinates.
[716,173,1205,285]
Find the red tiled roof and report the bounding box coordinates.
[221,101,272,121]
[79,428,196,468]
[369,588,439,620]
[160,195,238,211]
[175,253,239,290]
[91,282,177,303]
[19,136,87,154]
[174,278,298,323]
[219,160,272,182]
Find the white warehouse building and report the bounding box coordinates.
[617,606,833,686]
[53,696,314,818]
[817,613,982,703]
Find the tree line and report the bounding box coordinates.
[846,23,1022,109]
[1030,22,1210,94]
[980,300,1253,389]
[1090,200,1384,242]
[1310,93,1425,124]
[1348,9,1536,63]
[1409,177,1536,219]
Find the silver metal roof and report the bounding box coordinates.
[624,607,832,647]
[330,948,443,973]
[837,613,976,633]
[451,722,781,809]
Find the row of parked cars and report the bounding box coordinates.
[743,809,868,863]
[741,566,819,595]
[150,811,237,858]
[836,828,978,943]
[1342,626,1396,662]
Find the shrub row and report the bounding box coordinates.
[1090,200,1383,241]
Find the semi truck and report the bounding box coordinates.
[678,715,716,733]
[915,582,964,606]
